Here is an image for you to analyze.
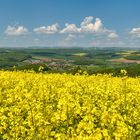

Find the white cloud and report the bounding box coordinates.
[130,28,140,37]
[60,16,116,36]
[34,23,59,34]
[65,34,76,41]
[108,32,118,38]
[80,17,103,33]
[81,16,93,26]
[59,16,119,46]
[33,16,118,40]
[60,23,80,33]
[3,16,120,47]
[60,16,103,34]
[5,25,28,36]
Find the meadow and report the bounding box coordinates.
[1,47,140,77]
[0,70,140,139]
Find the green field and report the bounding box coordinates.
[1,47,140,76]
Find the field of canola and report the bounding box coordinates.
[0,70,140,140]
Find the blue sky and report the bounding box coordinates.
[0,0,140,47]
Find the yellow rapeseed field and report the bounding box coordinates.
[0,70,140,140]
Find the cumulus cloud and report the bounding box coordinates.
[81,16,93,26]
[130,28,140,37]
[60,16,103,34]
[60,23,80,34]
[33,16,118,39]
[34,23,59,34]
[5,25,28,36]
[60,16,117,37]
[108,32,118,38]
[80,17,103,33]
